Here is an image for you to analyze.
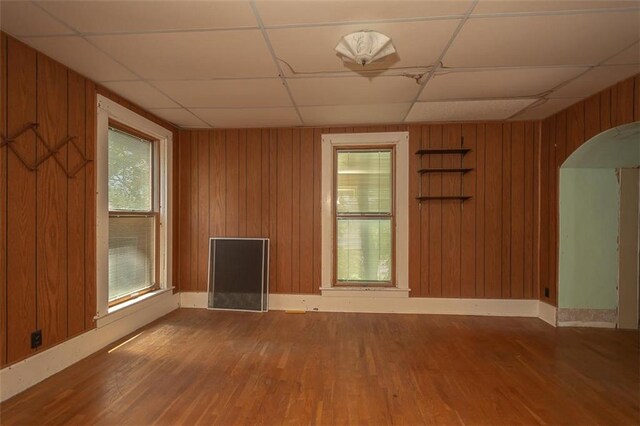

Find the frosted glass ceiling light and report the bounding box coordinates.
[335,30,396,66]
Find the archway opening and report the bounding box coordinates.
[558,122,640,328]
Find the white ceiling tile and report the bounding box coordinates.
[513,98,581,120]
[605,41,640,64]
[0,1,73,36]
[268,20,460,74]
[192,107,302,128]
[288,76,419,106]
[88,30,278,80]
[256,1,471,26]
[148,108,209,128]
[549,64,640,98]
[38,1,256,34]
[22,36,136,82]
[405,99,536,122]
[473,0,640,15]
[420,67,587,101]
[299,103,411,126]
[445,11,640,67]
[153,79,291,108]
[101,81,179,109]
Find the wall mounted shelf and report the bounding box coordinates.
[418,167,473,174]
[415,148,471,156]
[416,195,472,201]
[416,137,473,203]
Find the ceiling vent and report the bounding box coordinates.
[335,30,396,66]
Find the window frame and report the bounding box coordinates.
[320,131,409,296]
[333,145,396,287]
[96,95,173,320]
[107,120,161,307]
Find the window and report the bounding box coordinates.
[96,95,173,320]
[321,132,408,295]
[335,148,394,285]
[107,123,159,305]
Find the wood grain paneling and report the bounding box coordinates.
[37,53,69,349]
[510,123,525,299]
[6,38,38,363]
[84,80,97,331]
[67,70,86,338]
[197,131,209,292]
[538,74,639,306]
[0,32,7,366]
[484,124,502,298]
[460,124,476,298]
[0,33,9,365]
[408,126,421,296]
[178,122,541,301]
[428,125,443,297]
[1,34,179,366]
[299,129,314,295]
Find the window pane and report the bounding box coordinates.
[337,218,391,283]
[108,128,152,211]
[109,216,155,301]
[337,150,392,214]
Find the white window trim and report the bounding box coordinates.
[320,132,409,297]
[95,95,173,321]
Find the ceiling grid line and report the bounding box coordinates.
[509,37,640,120]
[249,0,304,127]
[401,0,480,123]
[29,0,213,127]
[15,5,639,39]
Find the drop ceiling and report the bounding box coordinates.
[1,0,639,128]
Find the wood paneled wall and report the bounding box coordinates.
[177,122,539,300]
[0,33,179,367]
[1,34,96,365]
[177,128,322,295]
[538,74,640,306]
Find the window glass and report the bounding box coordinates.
[107,126,157,304]
[335,149,393,284]
[336,150,392,214]
[108,216,155,301]
[337,218,392,282]
[108,128,153,212]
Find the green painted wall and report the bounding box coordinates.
[558,168,619,310]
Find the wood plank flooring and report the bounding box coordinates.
[1,309,638,425]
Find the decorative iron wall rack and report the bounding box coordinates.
[416,137,472,202]
[0,122,90,178]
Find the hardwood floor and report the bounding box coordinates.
[1,309,638,425]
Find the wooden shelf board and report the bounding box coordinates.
[418,168,473,174]
[416,196,472,201]
[415,148,471,155]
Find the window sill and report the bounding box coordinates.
[95,287,175,328]
[320,286,410,298]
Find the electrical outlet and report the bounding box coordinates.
[31,330,42,349]
[544,287,550,298]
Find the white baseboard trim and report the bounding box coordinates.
[180,291,208,308]
[181,292,541,317]
[1,291,179,402]
[557,320,617,328]
[537,301,557,326]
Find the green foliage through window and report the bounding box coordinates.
[108,128,152,212]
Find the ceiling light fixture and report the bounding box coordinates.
[335,30,396,66]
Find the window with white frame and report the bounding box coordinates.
[107,123,159,305]
[335,147,395,286]
[96,95,172,317]
[321,132,409,295]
